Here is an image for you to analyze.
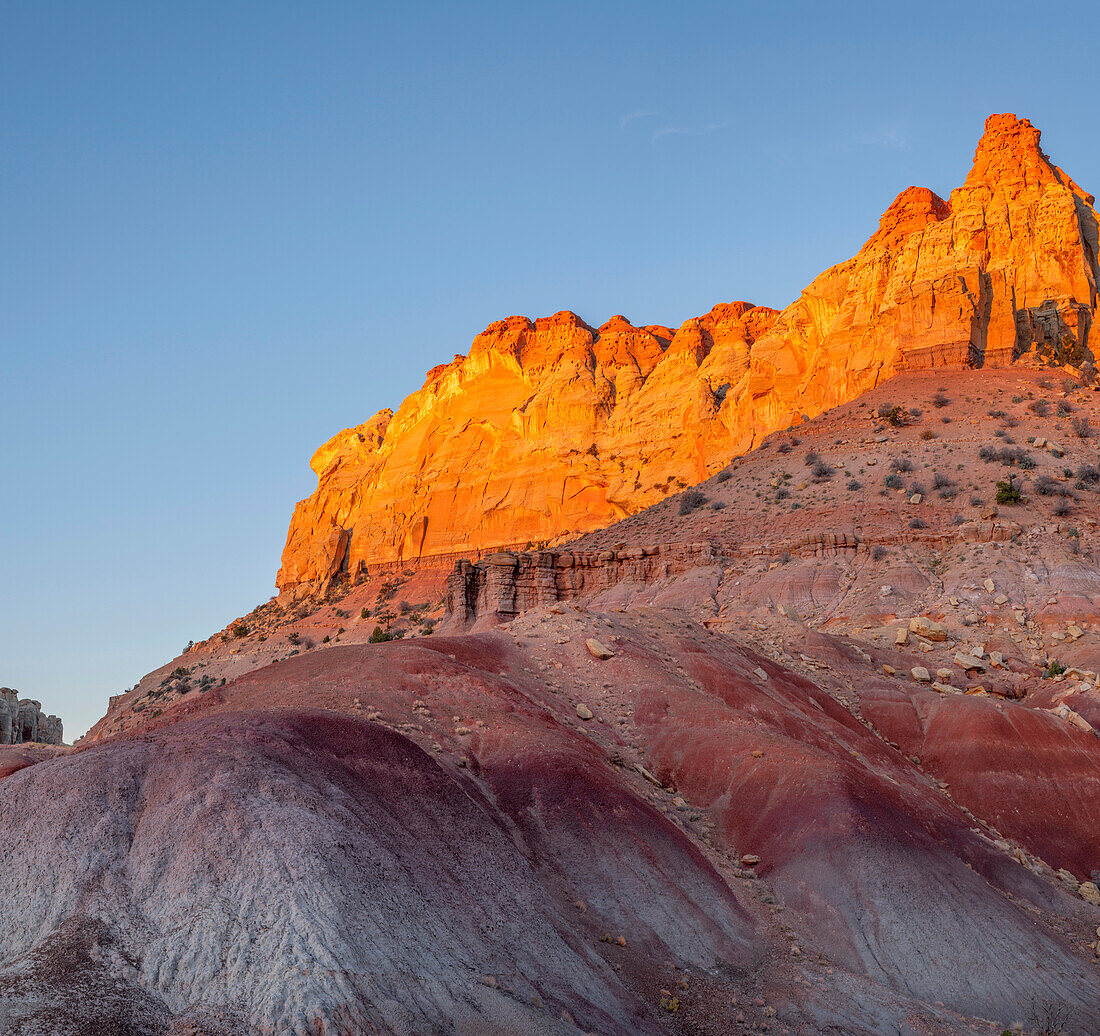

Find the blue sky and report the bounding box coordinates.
[3,0,1099,738]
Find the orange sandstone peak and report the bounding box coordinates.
[278,114,1098,592]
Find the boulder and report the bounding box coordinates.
[909,617,947,642]
[585,638,615,661]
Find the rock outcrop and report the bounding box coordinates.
[278,303,778,591]
[0,687,63,745]
[278,113,1097,593]
[445,543,722,628]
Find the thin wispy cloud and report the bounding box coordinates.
[620,108,660,129]
[835,123,910,152]
[651,121,727,144]
[858,124,909,150]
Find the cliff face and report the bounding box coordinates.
[278,303,779,589]
[0,687,63,745]
[278,114,1099,593]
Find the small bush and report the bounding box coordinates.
[877,404,912,427]
[1029,399,1051,417]
[716,468,733,482]
[812,460,834,479]
[1076,463,1100,485]
[890,456,913,473]
[995,478,1021,505]
[1072,416,1093,439]
[678,489,708,515]
[804,450,820,466]
[969,493,983,506]
[847,479,862,491]
[776,442,792,455]
[932,392,950,408]
[369,625,401,643]
[920,429,936,440]
[884,473,902,489]
[231,622,249,638]
[931,472,953,490]
[872,545,887,560]
[1043,660,1066,679]
[1054,499,1072,517]
[710,500,726,510]
[909,518,927,529]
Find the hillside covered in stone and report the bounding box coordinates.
[64,361,1100,1035]
[278,113,1098,593]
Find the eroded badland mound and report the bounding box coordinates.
[6,115,1100,1035]
[279,113,1098,594]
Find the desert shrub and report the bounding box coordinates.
[909,482,926,496]
[716,468,733,482]
[812,460,834,479]
[909,518,927,529]
[890,456,913,473]
[1077,463,1100,484]
[710,500,726,510]
[847,479,862,491]
[932,392,950,408]
[678,489,708,515]
[980,445,1034,468]
[369,625,401,643]
[877,404,911,427]
[1054,498,1072,517]
[884,473,902,489]
[1057,402,1074,417]
[804,449,820,466]
[920,429,936,440]
[1029,399,1051,417]
[952,514,966,525]
[931,472,953,490]
[231,622,249,638]
[776,442,791,455]
[1043,661,1066,679]
[969,493,983,506]
[1072,416,1093,439]
[872,545,887,560]
[775,486,789,500]
[995,478,1021,505]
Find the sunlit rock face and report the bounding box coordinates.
[278,114,1098,592]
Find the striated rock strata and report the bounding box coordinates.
[279,114,1099,592]
[0,688,63,745]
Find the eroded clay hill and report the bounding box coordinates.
[279,113,1099,593]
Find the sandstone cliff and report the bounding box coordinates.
[0,687,63,745]
[278,114,1098,592]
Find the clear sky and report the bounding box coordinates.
[3,0,1099,739]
